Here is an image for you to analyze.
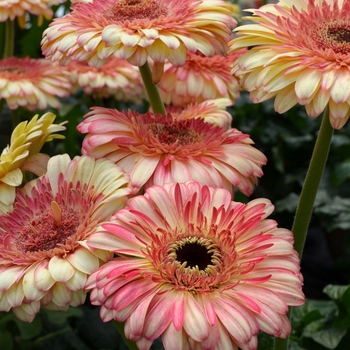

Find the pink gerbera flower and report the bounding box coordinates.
[0,0,60,27]
[77,107,267,196]
[230,0,350,129]
[0,154,130,322]
[158,49,247,106]
[67,56,145,103]
[0,57,71,111]
[86,182,304,350]
[41,0,236,68]
[168,98,234,129]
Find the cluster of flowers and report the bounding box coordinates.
[3,0,349,348]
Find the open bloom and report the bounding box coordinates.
[0,112,66,215]
[0,0,59,28]
[41,0,235,69]
[0,57,71,111]
[166,98,234,129]
[0,154,130,322]
[67,56,145,103]
[230,0,350,129]
[77,107,267,196]
[86,182,304,350]
[158,49,247,106]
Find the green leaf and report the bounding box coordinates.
[310,328,347,349]
[43,307,83,325]
[12,315,42,340]
[323,285,350,301]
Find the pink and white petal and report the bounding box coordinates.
[12,301,40,322]
[130,156,160,188]
[162,322,184,350]
[182,293,209,342]
[49,256,75,282]
[51,282,72,306]
[67,247,100,274]
[329,69,350,103]
[6,283,24,308]
[69,289,87,307]
[23,265,47,301]
[34,260,55,292]
[65,270,87,291]
[0,265,26,291]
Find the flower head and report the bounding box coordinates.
[86,182,304,350]
[0,0,60,28]
[0,112,66,215]
[230,0,350,129]
[77,107,266,196]
[67,56,145,103]
[158,49,247,106]
[0,154,130,322]
[41,0,235,69]
[0,57,72,111]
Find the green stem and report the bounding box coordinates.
[138,62,166,115]
[273,107,333,350]
[4,19,14,58]
[31,327,71,345]
[292,107,333,256]
[113,320,139,350]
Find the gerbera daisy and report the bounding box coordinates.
[0,57,72,111]
[230,0,350,129]
[158,49,247,106]
[66,56,145,103]
[0,0,60,28]
[77,107,267,196]
[0,112,66,215]
[167,98,234,129]
[41,0,236,69]
[0,154,130,322]
[86,182,304,350]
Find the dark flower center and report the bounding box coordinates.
[313,21,350,54]
[0,65,27,74]
[15,202,79,253]
[107,0,168,21]
[147,122,202,145]
[175,241,213,270]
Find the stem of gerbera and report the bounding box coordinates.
[112,321,139,350]
[274,106,334,350]
[139,62,166,115]
[4,19,15,58]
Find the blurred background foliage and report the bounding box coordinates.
[1,1,350,349]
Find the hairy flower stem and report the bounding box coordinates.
[4,19,14,58]
[274,106,333,350]
[139,62,166,115]
[113,321,139,350]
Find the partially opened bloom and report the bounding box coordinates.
[0,0,60,28]
[158,49,247,106]
[230,0,350,129]
[67,56,145,103]
[0,154,130,322]
[77,107,267,196]
[41,0,235,69]
[0,112,66,215]
[167,98,234,129]
[0,57,72,111]
[86,182,304,350]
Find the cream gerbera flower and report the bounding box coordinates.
[158,50,247,106]
[0,112,66,215]
[0,0,60,27]
[77,106,267,196]
[41,0,236,68]
[0,57,72,111]
[230,0,350,129]
[0,154,130,322]
[86,182,304,350]
[67,56,145,103]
